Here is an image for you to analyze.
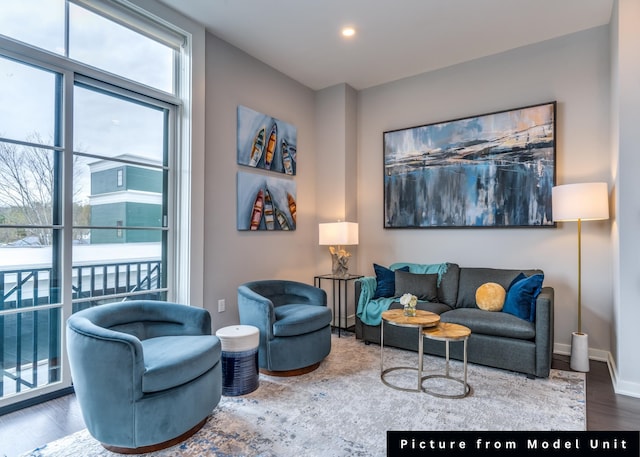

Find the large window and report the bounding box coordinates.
[0,0,176,93]
[72,82,170,311]
[0,0,188,407]
[0,56,63,399]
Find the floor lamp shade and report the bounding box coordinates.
[551,182,609,222]
[552,182,609,372]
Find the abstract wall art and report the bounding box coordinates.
[383,102,556,228]
[237,105,297,175]
[237,171,297,231]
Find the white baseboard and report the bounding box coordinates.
[553,342,608,362]
[607,353,640,399]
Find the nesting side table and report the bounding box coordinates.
[422,322,472,398]
[380,309,440,392]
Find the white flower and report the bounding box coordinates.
[400,293,417,307]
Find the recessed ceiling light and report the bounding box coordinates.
[341,27,356,38]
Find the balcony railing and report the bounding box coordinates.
[0,260,163,399]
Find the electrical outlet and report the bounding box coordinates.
[218,299,225,312]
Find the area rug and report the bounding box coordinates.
[23,333,585,457]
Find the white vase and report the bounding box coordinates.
[570,332,590,372]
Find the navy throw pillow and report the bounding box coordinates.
[503,273,544,322]
[373,264,409,299]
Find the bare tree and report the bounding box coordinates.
[0,133,89,245]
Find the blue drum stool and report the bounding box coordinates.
[215,325,260,396]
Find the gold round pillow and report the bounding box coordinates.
[475,282,506,311]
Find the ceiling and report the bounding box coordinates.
[157,0,613,91]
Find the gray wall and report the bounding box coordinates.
[611,0,640,397]
[356,26,613,355]
[204,33,318,329]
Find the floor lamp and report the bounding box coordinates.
[552,182,609,372]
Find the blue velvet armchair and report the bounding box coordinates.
[66,300,222,453]
[238,280,332,375]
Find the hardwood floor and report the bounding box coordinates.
[0,393,84,457]
[1,356,639,457]
[553,354,640,431]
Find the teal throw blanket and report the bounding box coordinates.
[356,262,449,326]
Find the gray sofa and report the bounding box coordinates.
[355,263,554,378]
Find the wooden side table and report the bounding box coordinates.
[380,309,440,392]
[422,322,472,398]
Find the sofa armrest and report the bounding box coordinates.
[534,286,554,377]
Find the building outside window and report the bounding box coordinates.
[0,0,191,408]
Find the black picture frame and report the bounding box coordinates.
[383,101,556,228]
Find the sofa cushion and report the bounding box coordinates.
[456,267,543,308]
[142,335,221,393]
[273,304,332,337]
[394,270,438,301]
[373,264,409,298]
[436,263,459,307]
[440,308,535,340]
[503,273,544,322]
[389,300,453,315]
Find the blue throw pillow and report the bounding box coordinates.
[503,273,544,322]
[373,264,409,299]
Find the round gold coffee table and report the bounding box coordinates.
[380,309,440,392]
[421,322,472,398]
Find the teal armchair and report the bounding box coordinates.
[238,280,332,375]
[66,301,221,453]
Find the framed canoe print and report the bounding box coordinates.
[383,101,556,228]
[237,171,297,231]
[237,105,297,175]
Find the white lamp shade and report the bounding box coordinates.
[552,182,609,222]
[319,222,359,246]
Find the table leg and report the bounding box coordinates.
[331,279,340,338]
[337,279,342,337]
[380,319,385,374]
[343,278,348,336]
[417,325,424,391]
[463,338,468,396]
[445,340,450,377]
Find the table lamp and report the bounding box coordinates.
[319,222,359,277]
[552,182,609,372]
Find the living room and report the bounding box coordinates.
[1,0,639,455]
[191,0,639,397]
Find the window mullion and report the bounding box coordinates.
[64,0,70,58]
